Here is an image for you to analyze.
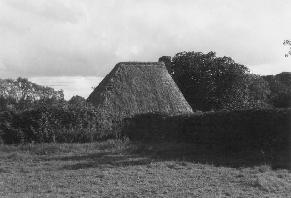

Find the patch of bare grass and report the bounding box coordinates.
[0,139,130,156]
[0,141,290,197]
[247,173,291,194]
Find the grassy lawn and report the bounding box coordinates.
[0,140,290,197]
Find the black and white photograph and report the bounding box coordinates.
[0,0,290,197]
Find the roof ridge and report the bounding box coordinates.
[117,62,165,66]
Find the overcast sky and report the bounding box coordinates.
[0,0,290,98]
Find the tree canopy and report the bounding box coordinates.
[160,51,272,111]
[263,72,291,108]
[0,77,64,111]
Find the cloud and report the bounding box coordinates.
[2,0,83,23]
[0,59,5,70]
[0,0,290,78]
[30,76,103,99]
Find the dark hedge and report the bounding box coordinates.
[1,106,290,153]
[123,109,291,152]
[0,105,119,144]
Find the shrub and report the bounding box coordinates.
[123,109,291,152]
[0,102,119,144]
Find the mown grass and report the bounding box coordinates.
[0,140,290,197]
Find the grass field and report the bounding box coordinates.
[0,140,290,197]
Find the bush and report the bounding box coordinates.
[123,109,291,152]
[0,102,120,144]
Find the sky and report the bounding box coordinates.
[29,76,103,99]
[0,0,290,99]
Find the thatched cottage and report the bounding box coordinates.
[87,62,192,128]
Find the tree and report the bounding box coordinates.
[263,72,291,108]
[283,40,291,57]
[0,77,65,111]
[161,51,252,111]
[0,96,17,111]
[246,74,271,108]
[68,95,87,107]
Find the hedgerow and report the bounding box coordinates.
[123,108,291,152]
[1,104,290,153]
[0,103,118,144]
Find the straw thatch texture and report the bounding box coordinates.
[87,62,193,128]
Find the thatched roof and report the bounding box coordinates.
[87,62,193,125]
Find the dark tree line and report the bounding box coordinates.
[159,51,291,111]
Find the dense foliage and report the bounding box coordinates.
[0,100,118,144]
[263,72,291,108]
[0,77,64,111]
[0,78,121,144]
[159,52,290,111]
[123,109,291,153]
